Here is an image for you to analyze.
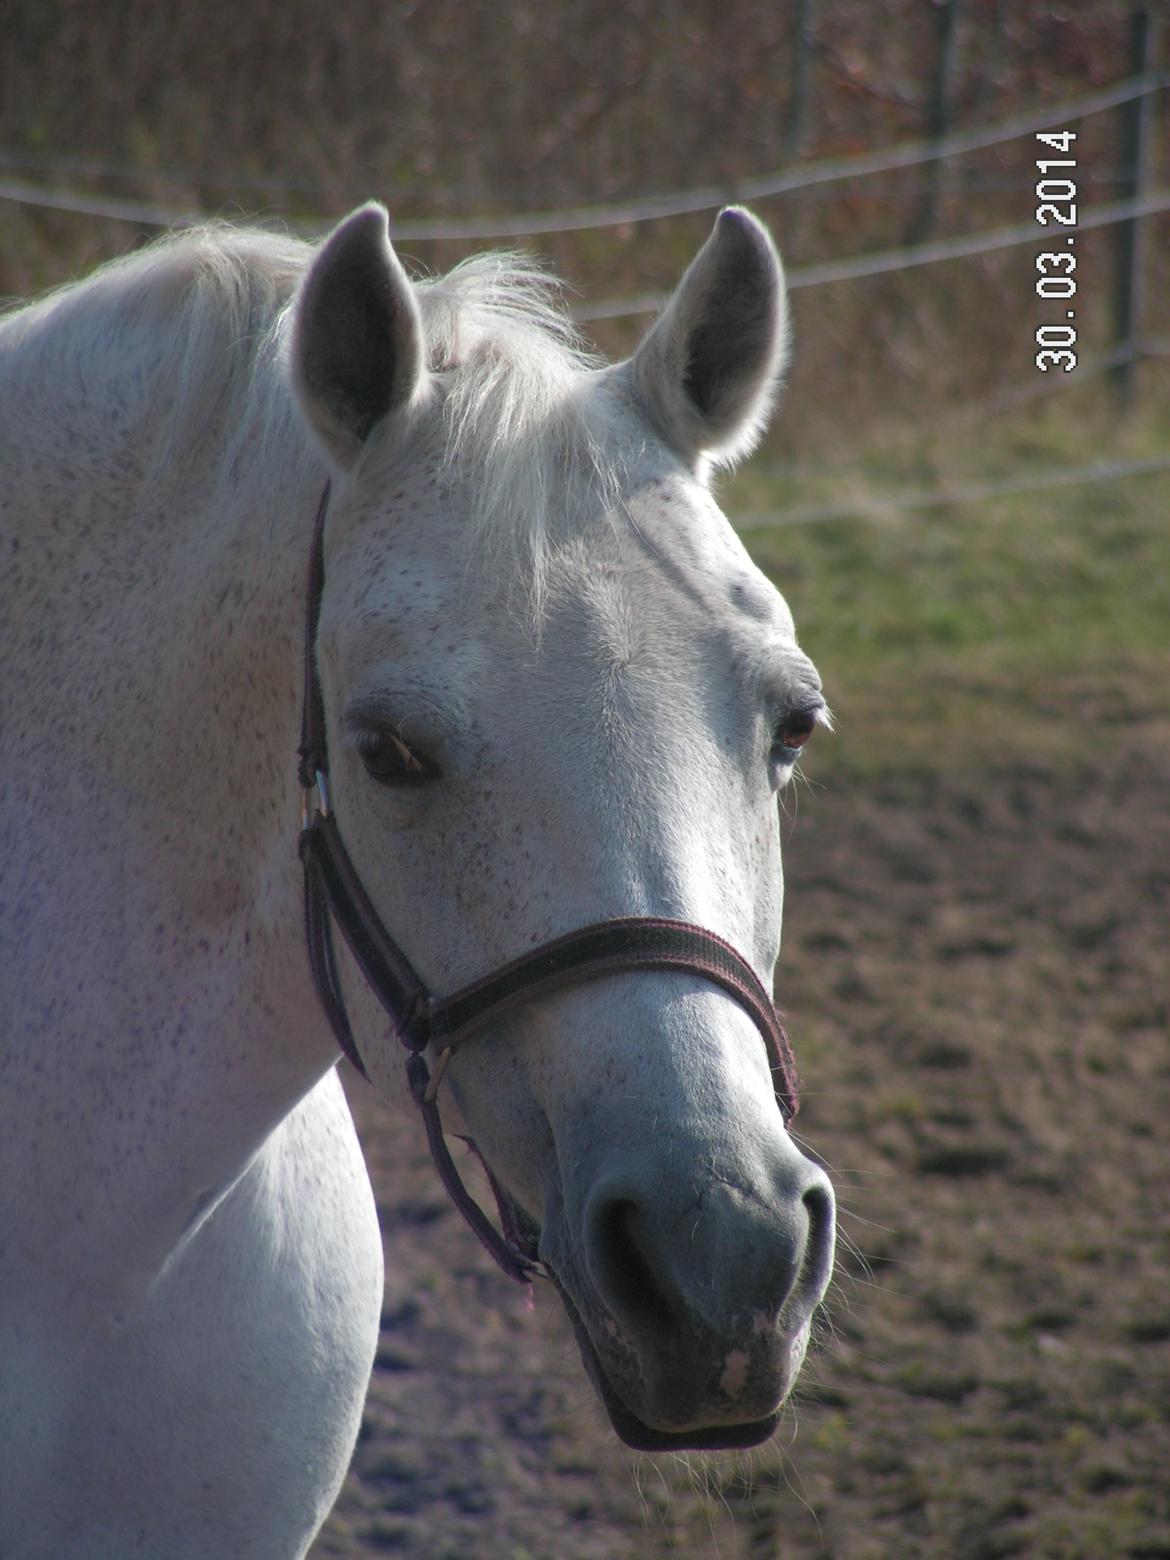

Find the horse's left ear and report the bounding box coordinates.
[626,206,788,469]
[292,203,426,470]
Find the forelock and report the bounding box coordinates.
[415,255,630,611]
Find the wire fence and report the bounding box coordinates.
[576,188,1170,319]
[4,71,1166,353]
[3,63,1166,527]
[3,172,1165,325]
[731,453,1170,531]
[0,72,1164,242]
[731,327,1170,531]
[0,176,209,231]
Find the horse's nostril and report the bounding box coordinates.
[800,1176,837,1295]
[591,1198,676,1334]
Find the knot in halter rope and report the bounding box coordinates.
[297,483,800,1285]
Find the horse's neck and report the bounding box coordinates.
[1,310,342,1285]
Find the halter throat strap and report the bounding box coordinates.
[296,482,800,1285]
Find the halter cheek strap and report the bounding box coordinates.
[297,483,800,1285]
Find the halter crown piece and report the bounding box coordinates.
[296,483,801,1285]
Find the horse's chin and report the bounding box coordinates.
[548,1271,782,1453]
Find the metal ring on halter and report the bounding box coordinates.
[422,1045,455,1105]
[300,769,332,831]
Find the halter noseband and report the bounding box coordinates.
[297,483,800,1284]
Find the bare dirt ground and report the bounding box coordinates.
[311,679,1170,1560]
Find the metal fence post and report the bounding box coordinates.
[906,0,964,246]
[1111,7,1162,407]
[785,0,817,160]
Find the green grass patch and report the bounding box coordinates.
[730,395,1170,780]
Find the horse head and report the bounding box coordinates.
[288,203,835,1450]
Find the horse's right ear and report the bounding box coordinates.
[292,203,426,470]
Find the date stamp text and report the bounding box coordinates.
[1034,131,1078,373]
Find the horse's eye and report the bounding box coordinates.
[355,729,440,787]
[772,706,820,758]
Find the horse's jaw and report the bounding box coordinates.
[548,1269,797,1452]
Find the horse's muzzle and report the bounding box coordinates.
[544,1151,836,1449]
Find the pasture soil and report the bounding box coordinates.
[310,670,1170,1560]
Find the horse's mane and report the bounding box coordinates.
[2,223,622,581]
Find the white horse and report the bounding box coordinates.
[0,203,835,1558]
